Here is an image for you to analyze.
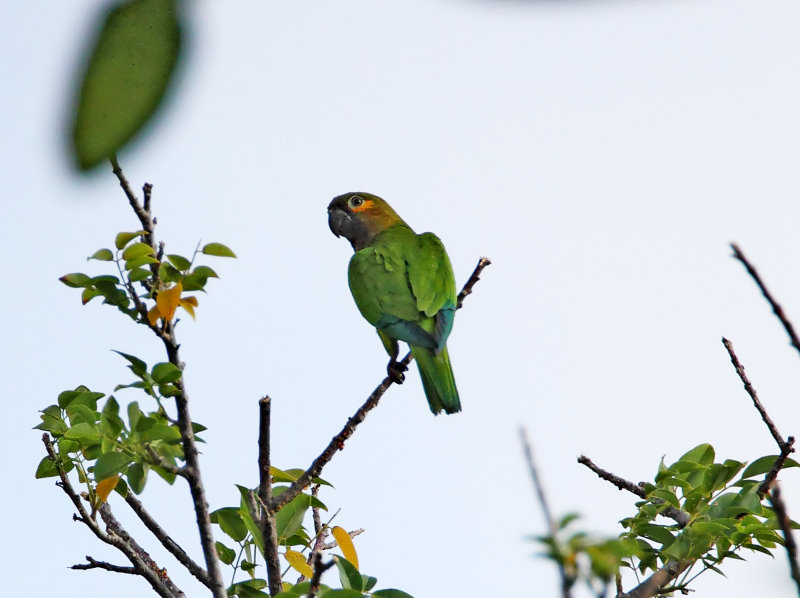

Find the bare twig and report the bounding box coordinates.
[577,455,690,527]
[257,397,283,597]
[125,493,210,588]
[770,484,800,596]
[306,552,335,598]
[110,160,226,598]
[272,257,491,512]
[520,428,571,598]
[731,243,800,358]
[318,529,365,550]
[71,556,137,574]
[721,337,796,495]
[721,337,790,452]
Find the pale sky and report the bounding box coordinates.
[4,1,800,596]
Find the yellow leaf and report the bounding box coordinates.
[332,526,359,570]
[96,475,119,502]
[156,282,183,322]
[147,305,161,326]
[180,296,197,319]
[284,549,313,578]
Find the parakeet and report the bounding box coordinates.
[327,192,461,415]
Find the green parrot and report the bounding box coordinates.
[327,192,461,415]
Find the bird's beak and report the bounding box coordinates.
[328,206,349,238]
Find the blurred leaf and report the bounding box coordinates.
[71,0,182,170]
[125,255,159,270]
[128,267,151,282]
[193,265,218,278]
[332,526,358,570]
[372,590,415,598]
[64,422,102,444]
[113,351,148,378]
[89,248,114,261]
[35,405,68,435]
[122,242,155,260]
[202,242,236,258]
[285,549,313,578]
[276,494,311,542]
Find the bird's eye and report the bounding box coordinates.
[349,195,364,208]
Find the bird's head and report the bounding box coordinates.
[327,192,406,251]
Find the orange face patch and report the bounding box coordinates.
[350,198,375,213]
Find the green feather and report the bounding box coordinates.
[342,205,461,415]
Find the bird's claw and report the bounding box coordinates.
[387,360,408,384]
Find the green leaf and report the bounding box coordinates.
[94,451,133,481]
[64,422,102,444]
[235,584,270,598]
[89,248,114,261]
[193,265,218,278]
[139,423,181,443]
[127,462,148,494]
[34,405,68,435]
[128,268,151,282]
[158,261,182,283]
[114,351,148,378]
[319,591,364,598]
[125,255,160,270]
[216,541,236,565]
[122,242,155,260]
[678,444,715,466]
[649,489,680,508]
[362,576,378,592]
[60,273,92,288]
[151,362,182,384]
[742,455,800,479]
[166,254,191,270]
[636,524,676,546]
[241,560,257,572]
[276,494,312,542]
[202,242,237,258]
[82,287,104,304]
[334,556,362,591]
[35,456,60,478]
[372,590,415,598]
[211,507,248,542]
[115,231,146,250]
[71,0,182,170]
[66,404,99,427]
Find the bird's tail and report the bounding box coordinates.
[410,344,461,415]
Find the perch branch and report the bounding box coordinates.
[577,455,690,527]
[271,256,491,512]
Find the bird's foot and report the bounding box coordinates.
[387,359,408,384]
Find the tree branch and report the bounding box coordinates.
[770,483,800,597]
[71,556,138,574]
[257,397,283,596]
[110,160,227,598]
[577,455,690,527]
[721,337,796,495]
[271,257,491,512]
[618,560,689,598]
[731,243,800,358]
[520,428,571,598]
[124,493,210,588]
[306,552,335,598]
[43,433,185,598]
